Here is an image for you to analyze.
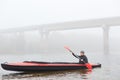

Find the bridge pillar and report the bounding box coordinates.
[38,28,50,52]
[44,31,50,39]
[0,34,4,51]
[102,25,110,54]
[14,32,26,52]
[39,28,50,39]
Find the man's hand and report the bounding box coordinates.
[81,59,83,61]
[69,50,73,53]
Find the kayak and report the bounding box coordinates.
[1,61,101,72]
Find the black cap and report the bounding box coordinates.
[80,50,85,54]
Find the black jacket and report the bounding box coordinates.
[72,53,88,64]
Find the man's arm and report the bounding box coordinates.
[72,53,80,59]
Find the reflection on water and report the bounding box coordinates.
[2,69,91,80]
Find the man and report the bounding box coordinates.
[72,51,88,64]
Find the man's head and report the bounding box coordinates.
[80,50,85,56]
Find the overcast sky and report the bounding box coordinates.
[0,0,120,29]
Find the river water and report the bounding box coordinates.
[0,51,120,80]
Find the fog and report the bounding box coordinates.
[0,0,120,54]
[0,0,120,28]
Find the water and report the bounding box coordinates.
[0,51,120,80]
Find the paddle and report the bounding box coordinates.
[64,46,92,70]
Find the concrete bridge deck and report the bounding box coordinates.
[0,16,120,33]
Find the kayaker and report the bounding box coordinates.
[72,51,88,64]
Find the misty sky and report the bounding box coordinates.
[0,0,120,29]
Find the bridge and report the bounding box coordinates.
[0,16,120,53]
